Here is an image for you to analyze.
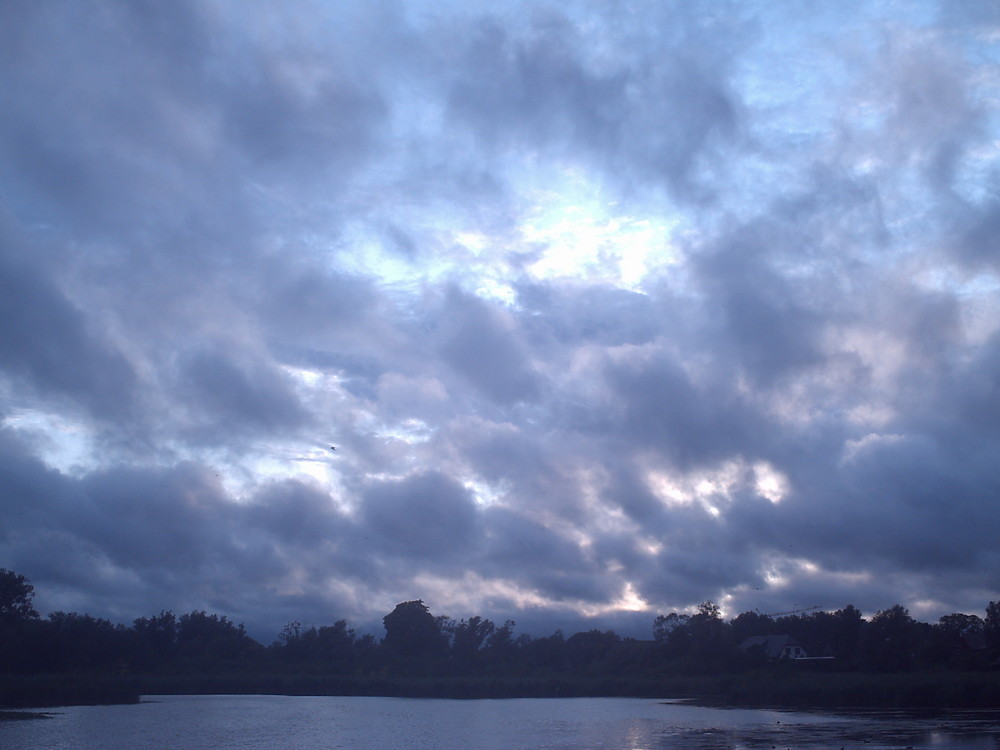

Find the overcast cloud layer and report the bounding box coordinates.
[2,0,999,640]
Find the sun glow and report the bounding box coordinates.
[1,408,95,474]
[519,185,679,291]
[646,460,744,517]
[753,461,790,504]
[614,581,649,613]
[646,457,794,515]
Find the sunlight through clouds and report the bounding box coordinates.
[646,460,754,517]
[519,178,680,291]
[0,409,95,475]
[752,461,789,505]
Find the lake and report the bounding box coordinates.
[2,695,998,749]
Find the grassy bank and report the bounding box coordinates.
[0,674,140,709]
[134,673,683,699]
[135,671,1000,707]
[704,671,1000,709]
[0,710,52,721]
[4,670,998,709]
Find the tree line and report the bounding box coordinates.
[2,569,999,688]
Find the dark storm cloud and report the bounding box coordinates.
[0,428,75,535]
[445,4,745,199]
[76,464,240,574]
[481,505,615,604]
[0,253,136,419]
[957,194,1000,272]
[0,427,364,635]
[868,28,986,189]
[946,331,1000,441]
[440,415,600,526]
[437,288,541,405]
[1,1,220,236]
[448,14,629,153]
[517,282,660,347]
[247,479,347,547]
[602,349,759,471]
[175,348,310,436]
[837,435,997,570]
[0,435,228,616]
[360,471,480,562]
[694,238,824,384]
[253,264,406,391]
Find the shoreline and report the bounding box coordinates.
[4,670,999,711]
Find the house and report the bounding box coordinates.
[960,630,987,653]
[739,634,807,659]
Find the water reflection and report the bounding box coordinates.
[1,697,998,750]
[648,706,1000,750]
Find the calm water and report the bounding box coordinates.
[2,695,998,750]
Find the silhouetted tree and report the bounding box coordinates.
[688,601,732,670]
[314,620,356,668]
[827,605,864,666]
[450,616,495,663]
[862,605,919,672]
[925,613,985,668]
[131,611,178,671]
[10,565,1000,706]
[985,601,1000,649]
[46,612,128,672]
[778,604,865,667]
[279,621,302,645]
[654,602,732,672]
[353,632,378,671]
[565,630,621,671]
[0,569,43,673]
[0,568,38,624]
[523,630,566,672]
[652,612,689,643]
[382,600,447,660]
[176,611,257,668]
[275,620,357,672]
[483,619,517,661]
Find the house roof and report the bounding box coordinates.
[961,631,988,651]
[738,634,804,659]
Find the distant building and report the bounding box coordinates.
[739,634,807,659]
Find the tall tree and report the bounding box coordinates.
[176,611,257,666]
[131,611,178,670]
[451,616,495,662]
[0,568,39,624]
[564,630,621,670]
[652,612,690,643]
[382,600,447,659]
[46,612,128,672]
[985,601,1000,649]
[862,605,918,672]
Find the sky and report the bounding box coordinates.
[1,0,999,642]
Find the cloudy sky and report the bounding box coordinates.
[2,0,999,641]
